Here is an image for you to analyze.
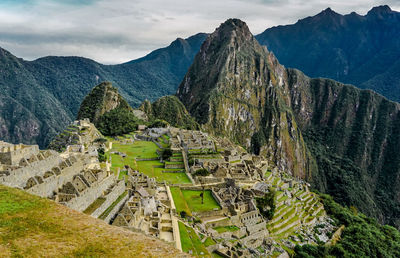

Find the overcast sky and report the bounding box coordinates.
[0,0,398,64]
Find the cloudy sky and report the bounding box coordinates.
[0,0,398,64]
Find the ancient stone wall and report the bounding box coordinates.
[241,230,267,248]
[0,145,39,166]
[164,163,184,169]
[66,175,115,212]
[103,193,129,224]
[27,157,86,197]
[0,151,62,188]
[91,180,125,218]
[246,221,266,235]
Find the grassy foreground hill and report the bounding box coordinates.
[0,184,185,257]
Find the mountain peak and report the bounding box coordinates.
[216,18,252,38]
[367,5,392,16]
[76,81,132,124]
[316,7,340,17]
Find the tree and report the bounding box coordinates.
[200,192,204,204]
[161,148,173,160]
[94,137,107,144]
[96,108,139,136]
[97,147,106,162]
[149,119,169,128]
[255,189,276,220]
[180,211,187,218]
[188,157,195,166]
[194,168,210,177]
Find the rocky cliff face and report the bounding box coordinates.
[287,69,400,226]
[140,96,198,129]
[177,18,400,228]
[0,48,71,147]
[77,81,132,124]
[177,19,311,179]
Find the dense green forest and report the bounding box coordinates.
[294,194,400,257]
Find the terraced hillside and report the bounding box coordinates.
[264,172,329,249]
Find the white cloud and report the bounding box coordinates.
[0,0,398,64]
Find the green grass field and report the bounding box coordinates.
[213,225,239,233]
[182,190,221,213]
[204,237,216,247]
[171,188,221,215]
[170,187,192,216]
[136,160,190,184]
[110,140,190,184]
[0,185,183,257]
[178,221,209,256]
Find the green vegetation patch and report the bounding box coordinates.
[204,237,216,247]
[181,189,221,213]
[110,140,190,184]
[99,191,128,220]
[83,197,106,215]
[294,194,400,258]
[118,170,128,179]
[213,225,239,233]
[136,160,190,184]
[0,187,47,215]
[178,221,209,256]
[170,187,192,216]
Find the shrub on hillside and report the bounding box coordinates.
[96,108,139,136]
[149,119,169,128]
[255,190,276,220]
[97,147,106,162]
[161,148,173,160]
[194,168,210,177]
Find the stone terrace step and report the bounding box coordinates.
[271,216,301,236]
[269,206,297,227]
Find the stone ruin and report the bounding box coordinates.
[112,171,179,247]
[0,138,121,216]
[208,179,268,250]
[169,128,215,152]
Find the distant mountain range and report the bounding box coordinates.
[256,5,400,102]
[0,5,399,150]
[0,33,207,147]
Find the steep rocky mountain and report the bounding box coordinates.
[0,48,71,147]
[75,82,143,137]
[140,96,199,129]
[256,5,400,102]
[177,19,400,228]
[0,33,207,148]
[177,19,312,179]
[77,81,133,124]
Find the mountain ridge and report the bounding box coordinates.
[0,33,207,148]
[177,18,312,179]
[177,18,400,228]
[256,5,400,103]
